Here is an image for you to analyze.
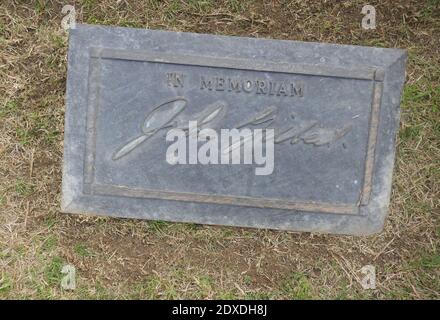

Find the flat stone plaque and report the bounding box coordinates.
[62,24,407,235]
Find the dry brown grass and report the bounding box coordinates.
[0,0,439,299]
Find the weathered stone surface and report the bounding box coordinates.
[61,24,407,235]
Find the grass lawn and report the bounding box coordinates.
[0,0,439,299]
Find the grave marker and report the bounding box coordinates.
[62,24,407,235]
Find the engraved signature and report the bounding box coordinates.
[112,96,352,160]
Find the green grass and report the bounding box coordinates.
[419,253,440,269]
[403,83,438,105]
[14,180,35,196]
[186,0,214,13]
[44,256,64,286]
[164,0,183,21]
[0,273,12,295]
[41,235,58,253]
[43,215,57,229]
[281,272,314,299]
[0,100,18,118]
[146,220,170,233]
[132,276,162,299]
[421,0,440,17]
[195,274,215,298]
[400,124,422,141]
[74,243,92,257]
[34,0,49,14]
[14,108,61,146]
[226,0,247,13]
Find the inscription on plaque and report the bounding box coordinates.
[62,24,407,235]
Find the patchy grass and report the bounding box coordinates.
[0,0,439,300]
[0,273,11,294]
[44,256,64,286]
[281,272,314,299]
[14,180,35,196]
[74,243,91,257]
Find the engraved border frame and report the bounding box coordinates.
[82,47,384,216]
